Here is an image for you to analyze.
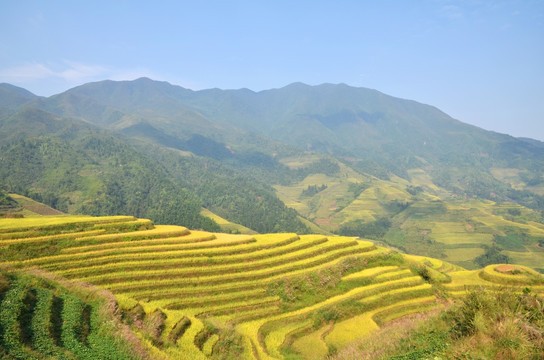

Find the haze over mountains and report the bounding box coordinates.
[1,78,544,269]
[4,78,544,192]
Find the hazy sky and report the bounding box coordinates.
[1,1,543,140]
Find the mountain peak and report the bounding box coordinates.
[0,83,38,109]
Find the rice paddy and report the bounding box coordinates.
[1,215,543,359]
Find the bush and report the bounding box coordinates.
[444,289,544,358]
[474,244,511,268]
[337,218,392,239]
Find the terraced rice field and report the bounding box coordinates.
[1,215,543,359]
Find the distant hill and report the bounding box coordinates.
[0,83,37,109]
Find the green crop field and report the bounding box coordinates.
[1,215,543,359]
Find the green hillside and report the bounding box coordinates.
[1,214,543,359]
[0,99,309,234]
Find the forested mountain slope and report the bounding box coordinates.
[0,90,309,233]
[36,78,544,207]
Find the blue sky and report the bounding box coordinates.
[1,0,543,140]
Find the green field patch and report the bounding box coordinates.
[490,168,525,189]
[7,194,65,217]
[431,221,471,234]
[503,250,544,272]
[432,233,493,246]
[426,220,494,246]
[475,215,544,237]
[402,200,447,220]
[495,233,529,251]
[444,247,485,262]
[0,278,42,359]
[407,168,441,191]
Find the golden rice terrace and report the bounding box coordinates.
[1,215,543,359]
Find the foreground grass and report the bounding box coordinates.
[0,269,151,360]
[331,288,544,360]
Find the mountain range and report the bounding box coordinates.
[1,78,543,270]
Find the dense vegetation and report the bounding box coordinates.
[0,106,309,233]
[0,131,218,231]
[336,218,392,240]
[0,269,149,360]
[148,147,310,234]
[0,190,16,210]
[474,244,511,267]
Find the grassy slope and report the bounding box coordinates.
[8,194,65,216]
[1,214,543,360]
[200,208,257,235]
